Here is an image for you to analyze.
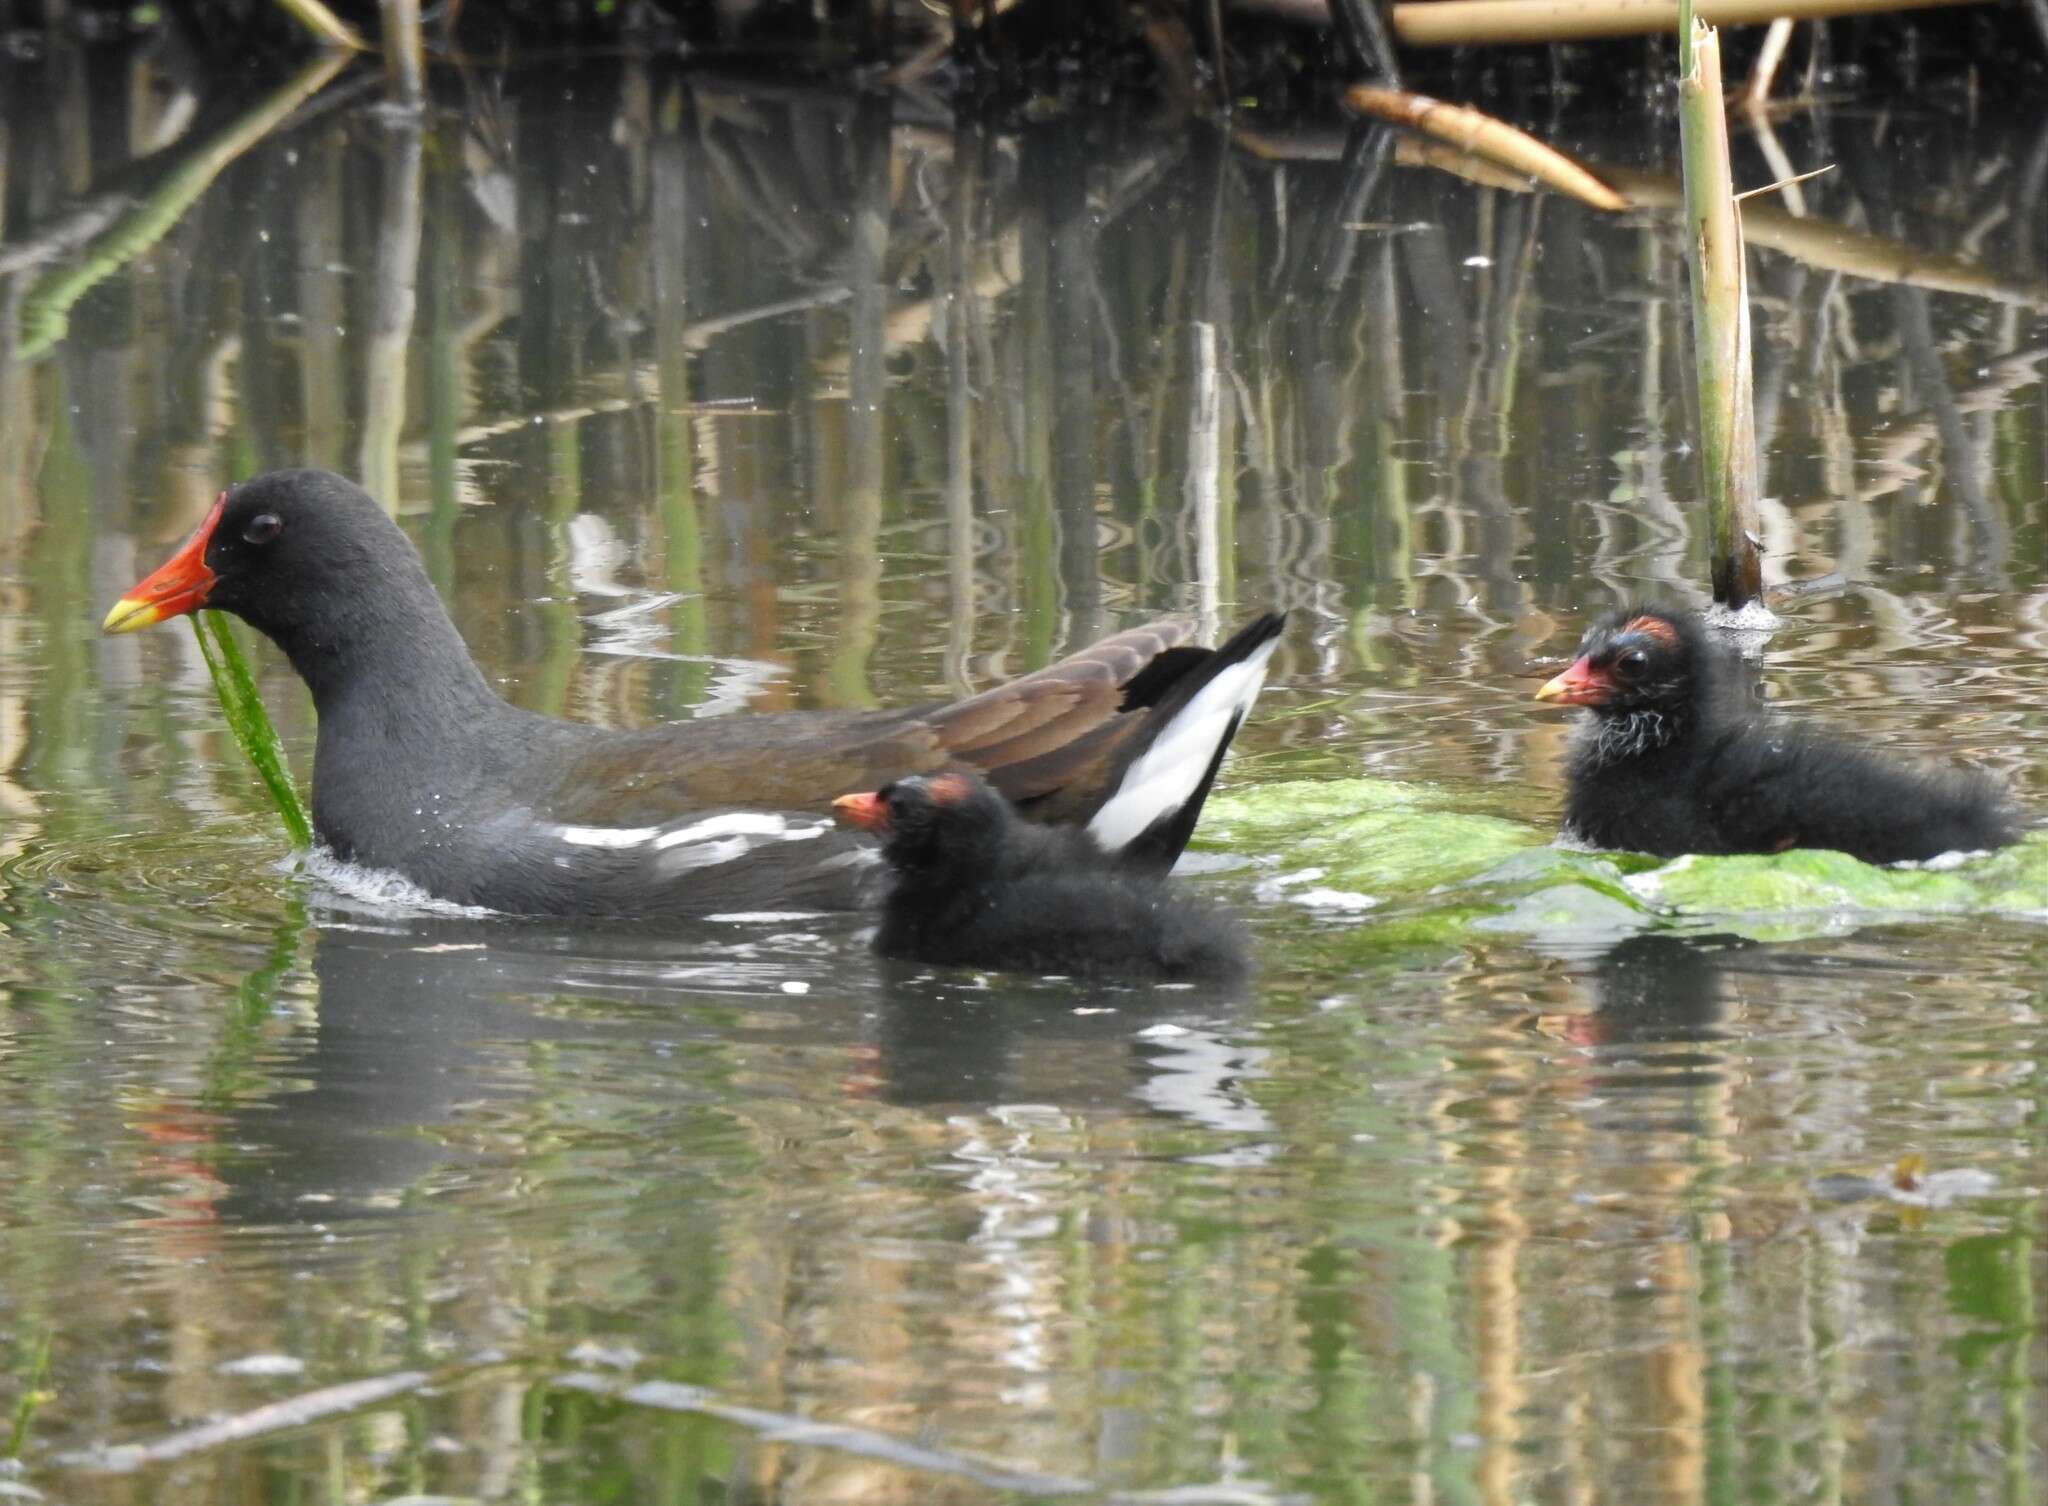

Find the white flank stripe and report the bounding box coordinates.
[650,812,823,850]
[553,812,828,852]
[556,823,665,849]
[1085,634,1280,854]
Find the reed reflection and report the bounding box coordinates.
[1,59,2042,743]
[0,38,2045,1506]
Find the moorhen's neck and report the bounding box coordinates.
[1582,700,1694,766]
[894,837,1008,896]
[257,556,506,734]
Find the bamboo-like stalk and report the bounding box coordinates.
[1678,4,1764,610]
[1565,164,2048,306]
[1345,86,1630,211]
[379,0,425,105]
[1389,0,1982,47]
[1233,124,2045,303]
[1392,135,1596,198]
[271,0,370,50]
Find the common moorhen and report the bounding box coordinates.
[1536,605,2022,863]
[833,770,1249,980]
[104,470,1285,918]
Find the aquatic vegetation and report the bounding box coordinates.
[1204,777,2048,949]
[191,611,313,849]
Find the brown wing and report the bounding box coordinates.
[921,618,1198,821]
[528,618,1200,826]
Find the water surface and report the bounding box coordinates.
[2,44,2046,1505]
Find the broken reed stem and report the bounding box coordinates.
[1589,163,2048,306]
[1343,86,1630,211]
[1677,7,1763,609]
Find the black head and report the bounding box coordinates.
[104,469,416,647]
[1536,606,1704,716]
[832,770,1012,878]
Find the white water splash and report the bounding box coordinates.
[290,848,499,918]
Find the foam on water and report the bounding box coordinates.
[704,911,831,924]
[1895,848,1994,872]
[289,847,500,919]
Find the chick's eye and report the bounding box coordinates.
[1618,649,1649,675]
[243,513,282,546]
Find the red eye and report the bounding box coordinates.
[243,513,282,545]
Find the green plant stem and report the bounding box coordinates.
[191,612,314,849]
[7,1333,53,1459]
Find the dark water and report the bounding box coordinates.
[2,41,2046,1506]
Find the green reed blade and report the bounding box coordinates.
[190,610,313,849]
[6,1331,53,1459]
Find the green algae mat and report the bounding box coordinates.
[1199,778,2048,950]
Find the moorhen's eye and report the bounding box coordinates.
[243,513,283,546]
[1617,649,1650,676]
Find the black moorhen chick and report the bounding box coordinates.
[104,469,1286,918]
[1536,605,2022,863]
[833,770,1248,980]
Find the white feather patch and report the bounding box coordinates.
[552,812,828,851]
[556,823,665,848]
[1085,635,1280,853]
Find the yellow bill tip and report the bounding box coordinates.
[101,597,164,635]
[1534,656,1605,706]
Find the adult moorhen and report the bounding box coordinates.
[104,469,1286,918]
[1535,605,2023,863]
[833,770,1249,980]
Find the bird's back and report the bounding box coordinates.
[1567,711,2022,863]
[1703,721,2021,863]
[877,863,1247,981]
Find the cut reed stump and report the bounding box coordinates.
[1677,0,1765,612]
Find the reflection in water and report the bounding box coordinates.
[214,919,605,1222]
[1581,931,1732,1041]
[0,36,2045,1506]
[215,908,1267,1218]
